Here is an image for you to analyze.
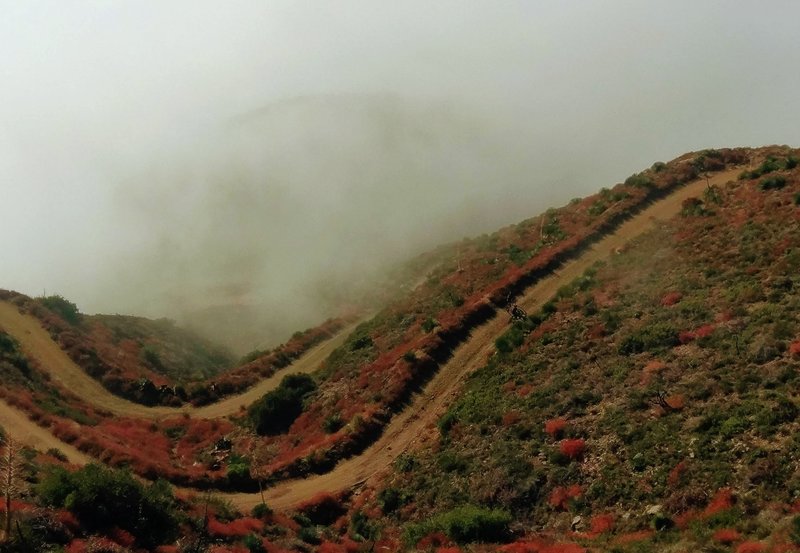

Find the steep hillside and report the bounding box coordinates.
[0,146,798,553]
[347,146,800,552]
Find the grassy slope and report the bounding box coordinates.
[353,146,800,552]
[88,313,235,383]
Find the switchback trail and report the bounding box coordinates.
[0,303,363,419]
[0,169,739,510]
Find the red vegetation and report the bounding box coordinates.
[296,492,347,525]
[640,360,666,386]
[736,542,767,553]
[548,485,582,510]
[789,340,800,357]
[695,324,716,338]
[674,510,699,530]
[589,514,615,535]
[713,528,743,544]
[416,532,452,549]
[544,418,567,438]
[559,438,585,460]
[665,394,685,410]
[660,291,683,306]
[502,411,522,427]
[516,383,534,397]
[207,516,264,538]
[318,540,361,553]
[500,541,586,553]
[704,488,735,518]
[667,460,688,487]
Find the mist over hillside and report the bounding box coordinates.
[3,1,800,351]
[107,94,581,351]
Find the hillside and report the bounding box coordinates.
[0,146,798,552]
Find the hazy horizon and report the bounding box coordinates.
[2,1,800,350]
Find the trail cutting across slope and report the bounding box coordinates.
[0,168,739,511]
[0,303,362,419]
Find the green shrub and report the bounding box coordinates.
[625,173,654,188]
[791,515,800,545]
[322,414,343,433]
[404,505,512,545]
[618,323,678,355]
[227,454,251,485]
[298,526,320,544]
[243,533,266,553]
[760,175,787,190]
[38,295,82,325]
[394,453,418,472]
[248,373,317,435]
[422,317,438,333]
[378,487,410,514]
[252,502,272,518]
[36,464,177,547]
[741,157,783,180]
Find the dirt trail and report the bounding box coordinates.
[0,303,361,419]
[0,169,739,510]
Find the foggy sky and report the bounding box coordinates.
[2,1,800,351]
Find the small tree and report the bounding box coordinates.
[0,437,24,542]
[250,443,273,512]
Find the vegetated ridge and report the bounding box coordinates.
[1,146,799,553]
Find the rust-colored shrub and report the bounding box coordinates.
[559,439,585,460]
[207,516,264,537]
[660,291,683,306]
[704,488,734,517]
[667,460,688,487]
[713,528,742,544]
[735,542,767,553]
[549,485,582,510]
[589,514,615,535]
[502,411,522,427]
[544,418,567,438]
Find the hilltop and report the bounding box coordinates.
[0,146,798,552]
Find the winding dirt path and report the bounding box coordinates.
[0,169,739,510]
[0,304,362,419]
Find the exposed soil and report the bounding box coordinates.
[0,168,740,510]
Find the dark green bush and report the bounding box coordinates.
[759,175,787,190]
[36,464,177,547]
[625,173,654,188]
[422,317,438,333]
[248,373,317,435]
[38,295,82,325]
[243,533,266,553]
[322,413,343,433]
[252,502,272,518]
[378,487,410,514]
